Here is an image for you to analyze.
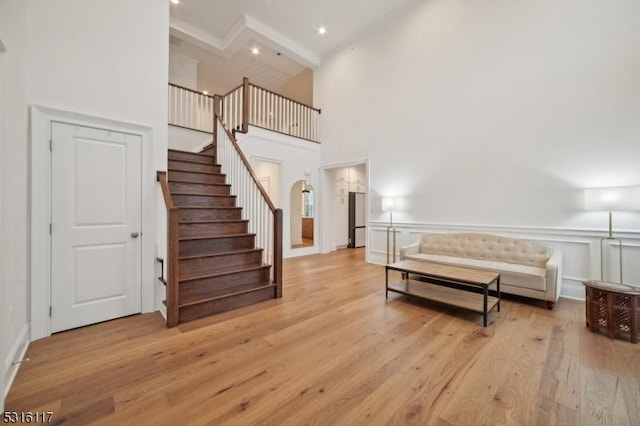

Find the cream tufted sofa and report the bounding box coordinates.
[399,233,563,309]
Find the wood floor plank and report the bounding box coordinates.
[4,248,639,425]
[436,301,534,425]
[580,365,625,425]
[331,316,482,425]
[533,396,580,426]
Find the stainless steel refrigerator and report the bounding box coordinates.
[348,192,366,248]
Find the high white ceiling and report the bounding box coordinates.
[170,0,419,77]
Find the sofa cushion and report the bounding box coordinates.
[404,253,547,292]
[419,233,550,268]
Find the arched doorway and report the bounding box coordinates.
[290,180,314,249]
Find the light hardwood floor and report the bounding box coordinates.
[6,248,640,425]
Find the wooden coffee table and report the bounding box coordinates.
[386,260,501,326]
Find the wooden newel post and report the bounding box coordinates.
[213,95,222,149]
[274,208,283,298]
[242,77,249,133]
[167,207,180,327]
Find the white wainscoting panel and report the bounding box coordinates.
[367,222,640,301]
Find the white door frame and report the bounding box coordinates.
[30,105,156,340]
[319,158,369,256]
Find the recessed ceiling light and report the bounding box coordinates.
[170,0,179,4]
[318,26,327,35]
[251,47,260,55]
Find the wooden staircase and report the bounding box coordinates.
[162,148,277,325]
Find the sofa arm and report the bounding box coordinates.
[399,242,420,260]
[544,250,563,303]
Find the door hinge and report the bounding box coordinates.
[49,306,52,317]
[49,223,52,234]
[49,139,52,151]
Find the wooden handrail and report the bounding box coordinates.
[222,84,243,98]
[156,170,179,327]
[249,82,321,113]
[217,115,277,213]
[156,171,174,208]
[168,82,216,99]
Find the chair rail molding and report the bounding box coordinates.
[368,221,640,301]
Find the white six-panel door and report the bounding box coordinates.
[51,122,142,333]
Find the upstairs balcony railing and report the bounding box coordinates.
[168,83,216,133]
[169,78,321,142]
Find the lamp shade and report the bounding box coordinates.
[584,186,640,211]
[382,197,396,212]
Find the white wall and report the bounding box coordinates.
[1,0,169,404]
[315,0,640,294]
[235,126,321,258]
[327,169,349,247]
[0,0,29,407]
[27,0,169,335]
[168,125,212,152]
[254,159,282,208]
[0,43,5,414]
[169,46,199,90]
[290,180,304,245]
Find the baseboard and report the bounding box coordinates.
[4,323,30,400]
[158,306,167,321]
[561,278,587,300]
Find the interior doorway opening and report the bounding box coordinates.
[324,163,367,251]
[290,180,314,249]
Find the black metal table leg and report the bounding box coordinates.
[385,266,389,299]
[483,285,488,327]
[497,275,501,312]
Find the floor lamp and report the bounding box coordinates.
[584,186,640,283]
[382,197,397,264]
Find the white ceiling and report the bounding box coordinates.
[169,0,419,91]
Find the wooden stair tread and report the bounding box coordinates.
[179,248,262,261]
[178,207,240,210]
[169,149,214,157]
[171,192,235,197]
[168,176,226,183]
[178,233,256,241]
[175,206,240,210]
[167,169,223,176]
[170,182,230,187]
[179,265,271,283]
[180,219,249,224]
[179,282,275,308]
[167,158,220,166]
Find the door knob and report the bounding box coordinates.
[131,232,140,238]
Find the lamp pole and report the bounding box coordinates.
[386,209,395,264]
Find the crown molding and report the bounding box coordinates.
[169,14,321,69]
